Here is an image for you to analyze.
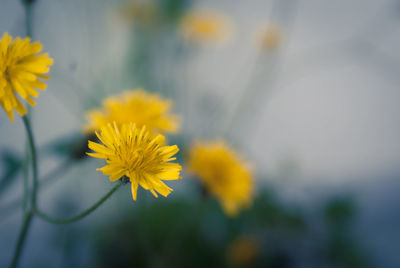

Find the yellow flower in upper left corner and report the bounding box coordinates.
[0,33,53,121]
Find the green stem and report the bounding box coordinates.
[24,2,33,38]
[22,140,30,213]
[10,116,37,268]
[9,1,36,266]
[22,116,38,207]
[34,181,123,224]
[9,212,33,268]
[0,159,73,224]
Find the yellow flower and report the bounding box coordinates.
[119,1,157,27]
[88,122,182,200]
[0,33,53,121]
[257,26,281,51]
[226,236,259,266]
[188,141,254,216]
[85,89,179,136]
[179,10,233,44]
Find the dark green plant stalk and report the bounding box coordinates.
[10,116,37,268]
[22,141,30,213]
[34,181,122,224]
[24,1,33,38]
[0,159,73,224]
[9,2,122,267]
[9,211,33,268]
[21,0,34,218]
[9,2,35,266]
[11,115,123,267]
[22,117,39,207]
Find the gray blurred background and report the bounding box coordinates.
[1,0,400,267]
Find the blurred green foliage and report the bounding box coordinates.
[44,133,97,161]
[159,0,192,24]
[72,190,369,268]
[323,197,369,268]
[0,151,22,196]
[87,190,293,267]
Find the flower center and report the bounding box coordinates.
[4,66,11,83]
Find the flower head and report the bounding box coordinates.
[188,141,253,216]
[0,33,53,121]
[179,10,233,44]
[227,236,259,266]
[257,26,281,51]
[88,122,182,200]
[85,89,179,136]
[119,1,157,27]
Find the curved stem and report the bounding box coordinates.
[22,141,30,213]
[9,212,33,268]
[23,0,33,210]
[34,181,123,224]
[10,116,37,268]
[22,116,38,207]
[0,158,73,225]
[9,1,35,265]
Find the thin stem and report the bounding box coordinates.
[22,141,30,213]
[23,0,33,212]
[24,2,33,38]
[0,158,73,225]
[10,116,37,268]
[9,212,33,268]
[221,0,298,144]
[34,181,123,224]
[22,116,38,207]
[9,2,35,266]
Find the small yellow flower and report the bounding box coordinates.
[257,26,281,51]
[85,89,179,136]
[227,236,259,266]
[0,33,53,121]
[88,122,182,200]
[179,10,233,44]
[119,1,157,27]
[188,141,254,216]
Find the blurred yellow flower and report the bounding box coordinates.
[85,89,179,136]
[188,141,254,216]
[257,26,282,51]
[179,10,233,44]
[0,33,53,121]
[227,235,259,266]
[88,123,182,200]
[119,1,157,27]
